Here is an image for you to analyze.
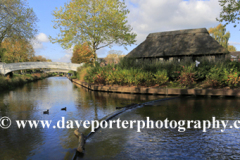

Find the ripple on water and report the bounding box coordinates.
[82,98,240,159]
[0,77,166,160]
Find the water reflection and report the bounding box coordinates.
[0,77,165,160]
[82,98,240,159]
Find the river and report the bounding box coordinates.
[1,77,240,159]
[0,77,166,160]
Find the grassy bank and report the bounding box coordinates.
[76,57,240,89]
[0,73,57,90]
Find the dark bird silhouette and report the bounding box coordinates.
[43,109,49,114]
[61,107,67,111]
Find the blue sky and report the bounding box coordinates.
[27,0,240,62]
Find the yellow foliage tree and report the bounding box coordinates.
[71,43,94,64]
[29,55,52,62]
[228,45,237,52]
[1,37,35,63]
[208,24,230,49]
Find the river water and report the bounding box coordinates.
[0,77,166,160]
[83,98,240,159]
[1,77,240,159]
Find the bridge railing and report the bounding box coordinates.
[0,62,84,75]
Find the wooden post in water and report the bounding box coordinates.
[74,129,85,153]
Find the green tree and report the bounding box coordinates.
[50,0,136,66]
[208,24,230,49]
[217,0,240,28]
[0,0,38,48]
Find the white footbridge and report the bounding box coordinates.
[0,62,84,75]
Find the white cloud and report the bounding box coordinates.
[127,0,221,43]
[53,47,109,62]
[97,47,108,58]
[65,46,74,54]
[31,40,43,49]
[52,52,72,62]
[31,33,49,49]
[229,41,240,45]
[36,33,49,42]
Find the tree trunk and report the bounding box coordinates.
[92,52,96,67]
[92,43,97,67]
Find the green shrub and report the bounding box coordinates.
[203,65,225,88]
[195,58,213,81]
[135,72,146,86]
[0,72,52,90]
[144,72,155,87]
[68,70,76,76]
[70,76,77,79]
[154,70,168,86]
[81,56,240,88]
[168,81,179,88]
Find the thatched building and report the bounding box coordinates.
[229,51,240,62]
[126,28,229,61]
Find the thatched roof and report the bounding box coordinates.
[230,51,240,58]
[127,28,229,58]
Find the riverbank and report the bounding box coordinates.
[71,78,240,97]
[76,57,240,89]
[0,72,57,90]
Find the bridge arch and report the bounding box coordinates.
[0,62,84,75]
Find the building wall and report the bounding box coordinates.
[134,54,225,63]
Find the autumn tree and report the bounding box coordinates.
[29,55,52,62]
[105,50,124,58]
[71,43,94,64]
[0,0,38,47]
[0,48,7,62]
[103,50,124,64]
[208,24,230,49]
[50,0,137,66]
[228,45,237,52]
[1,37,35,63]
[217,0,240,28]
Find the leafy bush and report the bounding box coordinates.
[0,72,52,90]
[68,70,76,76]
[80,56,240,89]
[203,65,225,88]
[70,76,77,79]
[84,64,106,84]
[223,69,240,88]
[76,65,92,81]
[168,81,179,88]
[195,58,213,81]
[178,65,196,87]
[154,70,169,86]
